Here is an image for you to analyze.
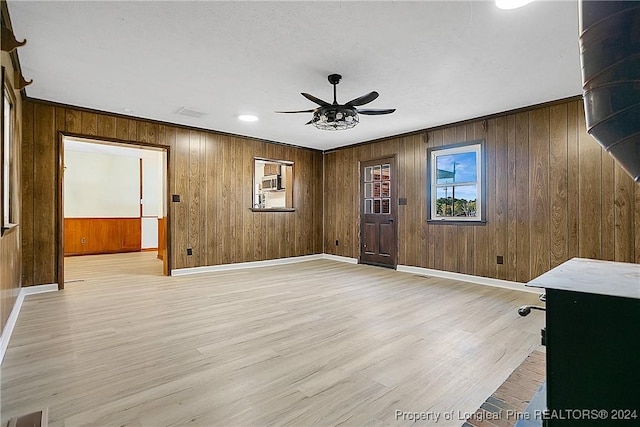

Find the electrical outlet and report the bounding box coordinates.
[81,237,86,244]
[187,248,193,256]
[172,194,181,202]
[335,240,339,246]
[497,255,504,265]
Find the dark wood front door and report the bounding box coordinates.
[359,157,397,268]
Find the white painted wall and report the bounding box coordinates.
[64,150,140,218]
[141,152,164,249]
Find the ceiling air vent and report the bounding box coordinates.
[175,107,207,118]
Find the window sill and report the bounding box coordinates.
[251,208,296,213]
[426,219,486,226]
[1,223,18,236]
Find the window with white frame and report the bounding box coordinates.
[2,77,14,228]
[428,141,484,222]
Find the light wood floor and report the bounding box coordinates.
[2,253,544,426]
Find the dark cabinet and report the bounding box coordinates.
[528,258,640,426]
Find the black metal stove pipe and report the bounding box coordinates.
[580,1,640,182]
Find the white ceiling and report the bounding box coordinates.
[8,0,582,151]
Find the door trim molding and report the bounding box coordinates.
[57,132,172,289]
[358,155,398,268]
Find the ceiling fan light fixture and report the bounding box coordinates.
[312,108,359,131]
[276,73,394,130]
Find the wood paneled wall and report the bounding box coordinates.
[22,100,323,286]
[64,218,142,256]
[324,99,640,282]
[0,22,23,331]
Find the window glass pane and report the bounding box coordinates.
[436,151,477,184]
[381,181,390,198]
[374,199,381,214]
[3,91,11,225]
[373,165,381,180]
[373,181,381,198]
[382,198,390,214]
[452,185,478,217]
[365,199,373,214]
[364,166,373,182]
[364,182,372,198]
[435,185,478,217]
[381,164,390,180]
[435,187,454,217]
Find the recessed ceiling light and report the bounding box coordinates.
[238,114,259,122]
[495,0,535,10]
[123,108,133,113]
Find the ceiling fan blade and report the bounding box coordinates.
[275,109,316,114]
[301,92,330,107]
[357,108,396,115]
[346,91,379,107]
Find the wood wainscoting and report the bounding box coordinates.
[64,218,141,256]
[157,217,168,276]
[157,217,166,261]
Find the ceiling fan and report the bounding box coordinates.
[276,74,396,130]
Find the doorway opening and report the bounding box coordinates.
[58,135,170,289]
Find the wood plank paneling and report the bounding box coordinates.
[578,102,602,259]
[174,128,190,268]
[614,164,634,262]
[515,112,530,282]
[494,116,508,279]
[566,101,580,259]
[601,150,616,261]
[97,115,116,139]
[81,111,97,136]
[115,117,130,141]
[65,109,82,134]
[549,104,568,268]
[22,100,323,286]
[528,107,550,279]
[475,120,492,278]
[0,49,23,332]
[33,103,57,285]
[188,130,201,268]
[21,101,34,286]
[64,218,141,256]
[20,97,640,287]
[323,99,640,283]
[505,115,518,281]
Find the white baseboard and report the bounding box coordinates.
[21,283,59,296]
[321,254,358,264]
[1,283,58,365]
[171,254,324,276]
[397,264,539,294]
